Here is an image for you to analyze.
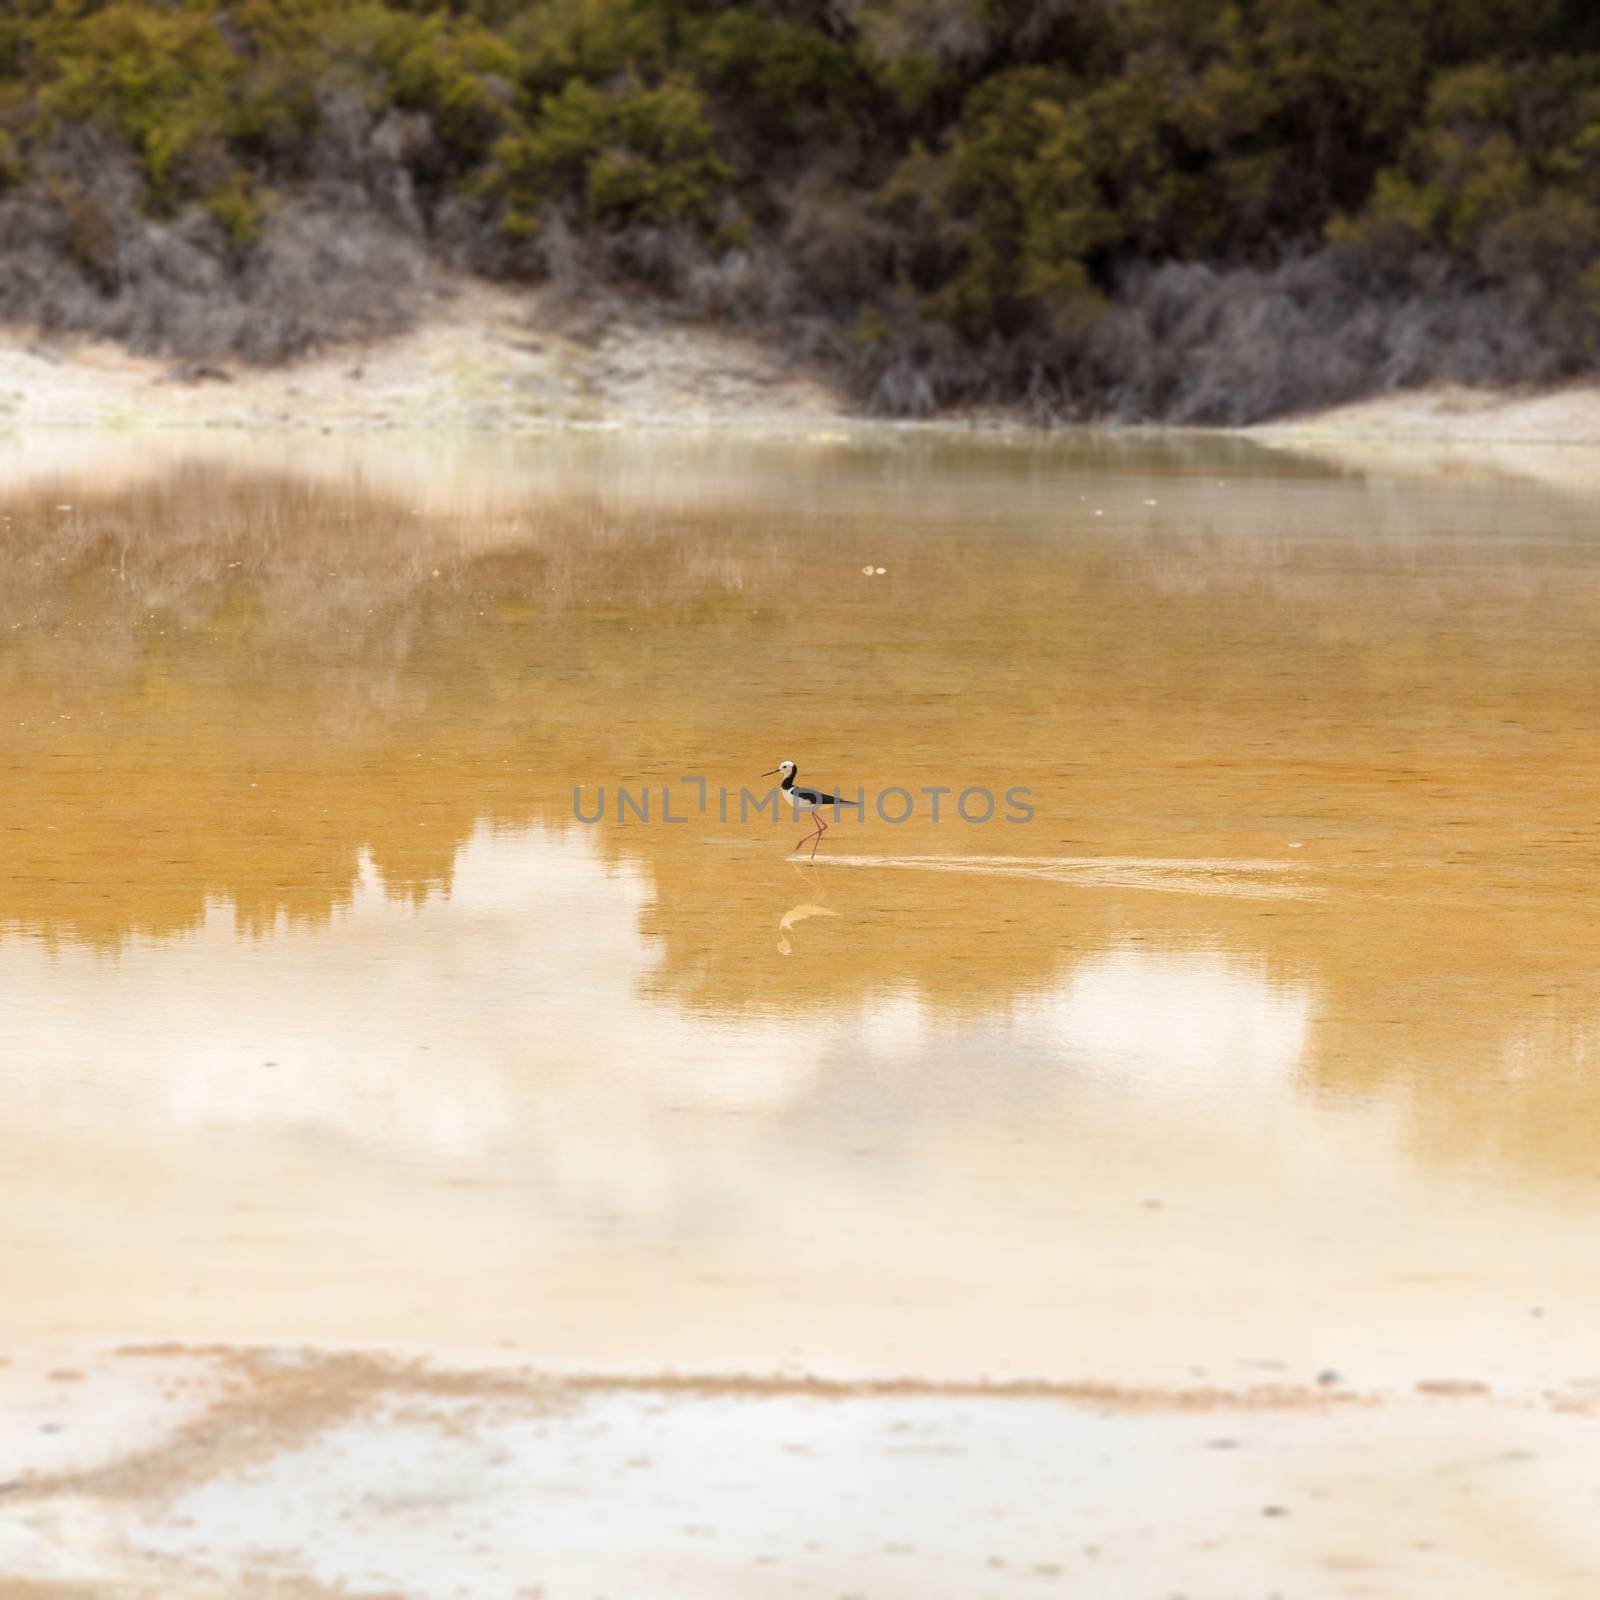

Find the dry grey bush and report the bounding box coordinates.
[0,192,434,361]
[1082,251,1581,425]
[831,246,1589,424]
[852,0,991,68]
[777,174,896,309]
[0,111,435,362]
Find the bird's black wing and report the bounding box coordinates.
[794,787,836,806]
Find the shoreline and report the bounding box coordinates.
[6,280,1600,457]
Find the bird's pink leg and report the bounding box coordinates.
[808,814,828,860]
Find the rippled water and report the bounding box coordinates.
[3,429,1598,1387]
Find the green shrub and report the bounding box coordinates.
[503,0,670,102]
[494,74,729,230]
[324,6,518,161]
[33,4,239,193]
[205,174,264,249]
[687,12,864,137]
[0,128,21,190]
[1346,54,1600,290]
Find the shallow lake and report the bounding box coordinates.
[2,427,1598,1393]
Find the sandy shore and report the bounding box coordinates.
[0,282,845,434]
[1251,385,1600,494]
[1257,383,1600,446]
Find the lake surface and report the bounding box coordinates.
[2,427,1598,1395]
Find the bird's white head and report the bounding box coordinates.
[761,759,796,778]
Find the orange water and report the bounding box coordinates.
[2,430,1597,1388]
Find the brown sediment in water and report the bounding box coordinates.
[4,1343,1597,1600]
[15,1342,1370,1507]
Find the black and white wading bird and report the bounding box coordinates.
[762,760,838,860]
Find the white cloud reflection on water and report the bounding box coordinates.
[2,824,1314,1156]
[5,820,1598,1389]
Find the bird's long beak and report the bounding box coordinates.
[760,768,780,776]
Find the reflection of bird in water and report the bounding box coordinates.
[761,759,839,859]
[778,901,838,956]
[778,860,837,955]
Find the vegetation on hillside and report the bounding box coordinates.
[3,0,1600,420]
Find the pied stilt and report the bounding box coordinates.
[762,760,839,860]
